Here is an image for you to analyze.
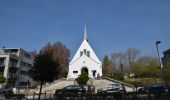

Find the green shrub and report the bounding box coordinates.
[76,72,89,85]
[0,75,5,84]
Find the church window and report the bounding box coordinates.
[84,49,87,55]
[80,51,83,56]
[73,71,78,73]
[87,51,90,57]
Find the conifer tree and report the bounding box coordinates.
[102,55,110,75]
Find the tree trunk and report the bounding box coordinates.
[38,81,43,100]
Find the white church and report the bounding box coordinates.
[67,25,102,79]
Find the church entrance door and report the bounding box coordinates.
[81,67,88,74]
[92,70,96,77]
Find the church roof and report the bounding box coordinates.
[69,25,101,65]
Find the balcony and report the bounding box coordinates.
[9,64,17,68]
[8,73,17,79]
[9,62,17,67]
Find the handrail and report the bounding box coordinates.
[101,77,135,88]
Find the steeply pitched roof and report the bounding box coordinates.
[70,39,101,64]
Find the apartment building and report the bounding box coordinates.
[0,48,33,88]
[162,49,170,68]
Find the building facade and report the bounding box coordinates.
[67,26,102,79]
[162,49,170,68]
[0,48,33,88]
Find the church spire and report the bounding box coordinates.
[84,24,88,41]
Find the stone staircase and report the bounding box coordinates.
[35,79,75,93]
[35,77,135,93]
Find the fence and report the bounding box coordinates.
[26,92,54,100]
[54,92,170,100]
[3,91,170,100]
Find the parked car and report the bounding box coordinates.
[97,83,126,94]
[55,85,86,94]
[137,83,170,93]
[0,88,13,94]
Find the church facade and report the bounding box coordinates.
[67,26,102,79]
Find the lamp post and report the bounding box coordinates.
[155,41,164,83]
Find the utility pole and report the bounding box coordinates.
[156,41,164,83]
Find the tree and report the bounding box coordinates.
[39,41,70,77]
[129,62,142,78]
[126,48,140,67]
[137,55,160,78]
[127,55,161,79]
[110,52,128,73]
[30,50,37,60]
[102,55,110,75]
[110,52,119,70]
[29,53,59,100]
[138,55,158,66]
[0,75,5,84]
[76,72,89,85]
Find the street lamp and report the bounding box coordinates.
[155,41,164,83]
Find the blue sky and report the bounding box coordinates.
[0,0,170,60]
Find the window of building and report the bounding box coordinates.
[8,73,16,78]
[80,51,83,56]
[20,70,28,75]
[73,71,78,74]
[87,51,90,57]
[84,49,87,55]
[0,61,4,66]
[27,64,32,67]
